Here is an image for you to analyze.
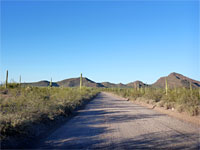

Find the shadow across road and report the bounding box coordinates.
[38,92,200,149]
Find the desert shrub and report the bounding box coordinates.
[0,87,99,140]
[176,105,184,113]
[161,89,178,103]
[163,102,175,110]
[157,100,165,107]
[8,83,20,88]
[104,88,144,100]
[144,88,163,102]
[104,87,200,116]
[188,106,199,116]
[176,90,200,115]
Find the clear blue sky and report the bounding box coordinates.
[1,0,199,84]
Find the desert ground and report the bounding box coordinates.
[37,92,199,149]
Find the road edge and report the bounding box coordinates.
[104,92,200,127]
[1,93,100,149]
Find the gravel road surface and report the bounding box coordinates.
[38,92,199,149]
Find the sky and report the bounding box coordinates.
[0,0,199,84]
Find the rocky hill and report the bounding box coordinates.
[152,72,200,88]
[22,72,200,88]
[23,80,59,87]
[126,81,148,88]
[57,77,104,87]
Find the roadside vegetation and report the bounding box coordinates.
[1,70,199,148]
[0,84,99,142]
[103,87,200,116]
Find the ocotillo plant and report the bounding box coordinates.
[49,78,52,87]
[80,73,82,89]
[165,77,168,95]
[5,70,8,88]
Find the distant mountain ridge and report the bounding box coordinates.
[101,82,128,88]
[23,80,59,87]
[23,72,200,88]
[152,72,200,88]
[57,77,104,87]
[126,81,149,88]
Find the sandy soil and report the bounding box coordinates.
[37,92,200,149]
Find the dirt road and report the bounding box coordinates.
[38,92,199,149]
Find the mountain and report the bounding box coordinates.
[101,82,130,88]
[22,72,200,88]
[117,83,128,88]
[23,80,59,87]
[101,82,119,88]
[57,77,104,87]
[126,81,148,88]
[152,72,200,88]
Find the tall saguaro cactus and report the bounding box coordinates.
[189,81,192,91]
[174,85,177,94]
[5,70,8,88]
[190,81,192,95]
[80,73,82,89]
[134,82,137,91]
[165,77,168,96]
[19,75,21,86]
[199,87,200,97]
[49,78,52,87]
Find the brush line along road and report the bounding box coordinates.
[38,92,199,149]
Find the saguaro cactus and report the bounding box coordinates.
[174,85,177,94]
[49,78,52,87]
[5,70,8,88]
[165,77,168,95]
[199,87,200,97]
[190,81,192,95]
[80,73,82,89]
[189,81,192,91]
[134,82,137,91]
[19,75,21,86]
[140,87,143,93]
